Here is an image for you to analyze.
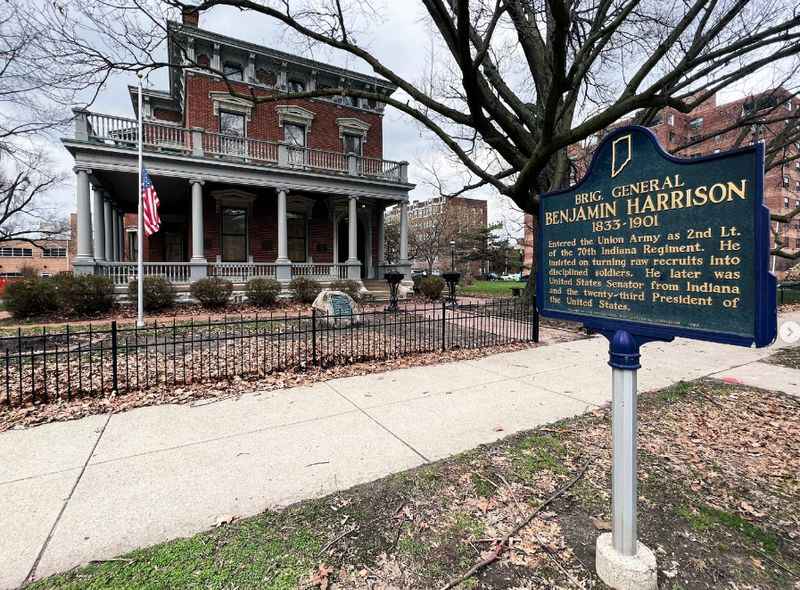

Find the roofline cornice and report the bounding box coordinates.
[166,20,398,94]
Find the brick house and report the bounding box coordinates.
[0,239,71,279]
[385,196,488,275]
[63,9,414,295]
[523,89,800,276]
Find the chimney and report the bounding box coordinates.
[182,5,199,27]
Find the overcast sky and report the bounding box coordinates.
[43,0,788,239]
[41,1,524,236]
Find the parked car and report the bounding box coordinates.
[500,273,521,281]
[480,272,498,281]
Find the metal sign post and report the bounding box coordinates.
[596,330,662,588]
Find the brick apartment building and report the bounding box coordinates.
[523,89,800,276]
[0,239,71,279]
[385,196,488,275]
[62,7,414,295]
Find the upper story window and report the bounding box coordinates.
[343,133,362,155]
[42,247,67,257]
[223,61,243,81]
[688,117,704,129]
[0,247,32,257]
[667,113,675,126]
[288,79,306,93]
[220,111,245,137]
[284,123,306,147]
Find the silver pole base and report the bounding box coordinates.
[596,533,657,590]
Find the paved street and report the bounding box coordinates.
[2,312,798,588]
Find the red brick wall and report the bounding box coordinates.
[184,73,383,158]
[249,197,278,262]
[202,194,219,261]
[309,216,333,263]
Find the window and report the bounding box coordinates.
[785,197,790,207]
[287,213,306,262]
[220,111,245,137]
[284,123,306,147]
[0,272,22,278]
[667,113,675,126]
[795,199,800,208]
[689,117,704,129]
[127,231,138,262]
[42,247,66,257]
[784,176,790,188]
[0,247,32,257]
[713,148,721,154]
[343,133,362,155]
[221,207,247,262]
[288,79,305,93]
[223,62,243,81]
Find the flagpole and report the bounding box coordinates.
[137,74,145,328]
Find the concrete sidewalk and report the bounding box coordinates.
[2,313,798,588]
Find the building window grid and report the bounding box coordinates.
[0,247,32,257]
[42,247,67,257]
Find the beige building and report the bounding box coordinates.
[0,239,71,279]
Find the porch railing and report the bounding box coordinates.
[75,110,408,183]
[85,112,192,154]
[359,156,404,182]
[291,263,347,280]
[285,145,348,173]
[208,262,277,282]
[203,133,278,164]
[97,262,192,286]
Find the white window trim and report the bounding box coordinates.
[276,105,315,129]
[210,92,254,121]
[336,117,370,139]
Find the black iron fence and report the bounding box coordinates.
[1,299,538,408]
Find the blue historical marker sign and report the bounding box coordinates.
[536,125,776,348]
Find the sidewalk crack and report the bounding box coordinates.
[324,382,431,464]
[23,411,113,586]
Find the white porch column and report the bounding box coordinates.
[111,207,120,262]
[377,205,386,265]
[399,201,409,263]
[189,179,207,281]
[275,188,291,282]
[74,167,94,273]
[92,187,106,262]
[398,200,411,285]
[118,212,124,261]
[277,189,289,262]
[103,198,113,262]
[347,196,358,262]
[346,195,362,280]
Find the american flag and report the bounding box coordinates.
[141,167,160,236]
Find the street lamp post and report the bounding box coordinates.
[442,240,461,308]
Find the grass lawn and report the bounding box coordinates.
[29,360,800,589]
[460,280,527,297]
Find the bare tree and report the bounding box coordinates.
[0,0,97,244]
[31,0,800,257]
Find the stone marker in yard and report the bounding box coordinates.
[312,290,361,328]
[537,125,776,590]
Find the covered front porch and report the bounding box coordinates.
[68,141,412,295]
